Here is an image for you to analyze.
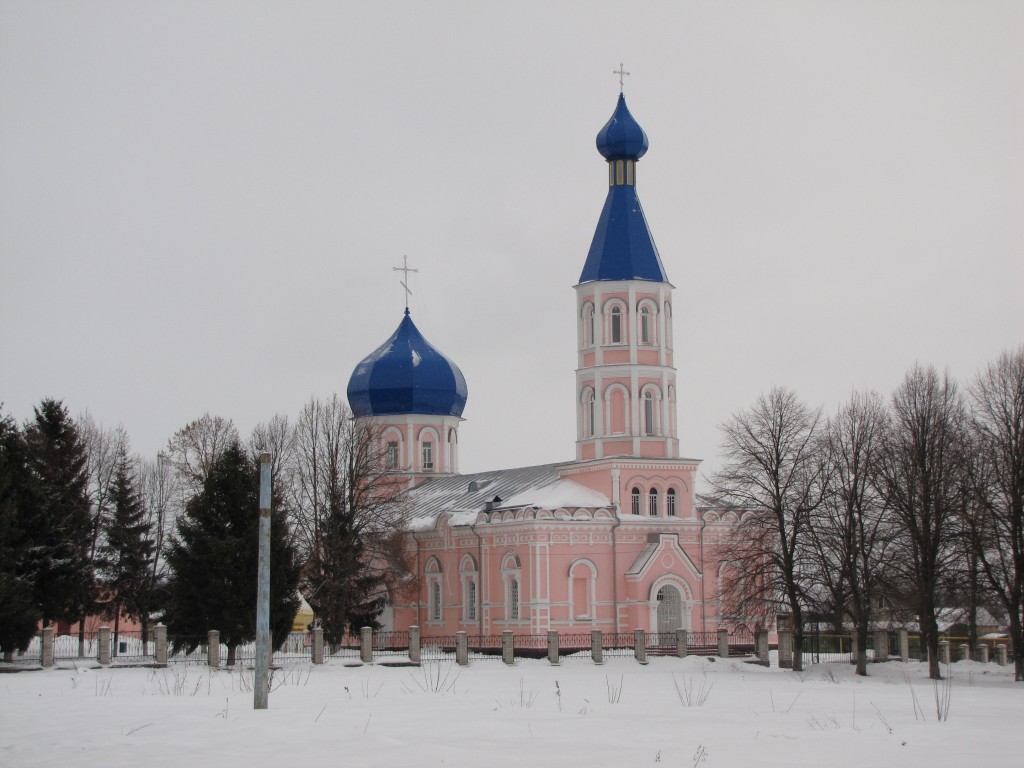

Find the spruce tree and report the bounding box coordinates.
[100,446,154,654]
[23,399,95,628]
[164,442,300,664]
[0,412,41,657]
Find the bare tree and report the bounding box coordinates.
[876,365,969,680]
[165,413,238,493]
[135,451,179,641]
[970,346,1024,681]
[709,387,826,672]
[811,391,892,675]
[77,413,128,653]
[291,395,410,643]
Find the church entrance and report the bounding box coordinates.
[656,585,683,634]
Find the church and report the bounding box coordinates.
[346,91,738,639]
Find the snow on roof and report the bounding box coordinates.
[404,462,610,529]
[500,478,610,510]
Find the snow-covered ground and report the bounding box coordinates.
[1,655,1019,767]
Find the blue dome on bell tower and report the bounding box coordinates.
[579,93,668,285]
[347,309,468,418]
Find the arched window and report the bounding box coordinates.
[431,582,442,621]
[640,306,651,344]
[569,560,597,620]
[422,441,433,471]
[582,388,596,438]
[460,555,478,622]
[426,557,443,622]
[667,488,677,517]
[649,488,659,516]
[631,487,641,515]
[665,302,673,349]
[644,390,656,436]
[582,303,595,348]
[386,441,399,469]
[610,307,622,344]
[508,578,519,620]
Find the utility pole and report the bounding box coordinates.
[254,452,271,709]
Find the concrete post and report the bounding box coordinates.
[977,643,989,663]
[408,626,421,665]
[849,633,858,663]
[873,630,888,662]
[547,631,559,666]
[501,630,514,665]
[777,629,793,669]
[898,629,909,663]
[41,627,54,668]
[254,452,273,710]
[591,629,603,665]
[455,631,468,666]
[360,626,373,664]
[311,627,324,665]
[959,644,970,662]
[755,630,769,666]
[207,630,220,667]
[634,629,647,664]
[676,629,688,659]
[996,643,1007,666]
[938,640,950,665]
[717,628,729,659]
[154,623,168,665]
[98,626,111,665]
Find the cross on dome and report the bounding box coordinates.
[613,62,630,92]
[393,255,418,311]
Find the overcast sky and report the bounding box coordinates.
[2,1,1021,486]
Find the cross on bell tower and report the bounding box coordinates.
[613,62,630,92]
[393,255,418,312]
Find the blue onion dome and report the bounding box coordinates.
[595,94,649,161]
[347,309,468,418]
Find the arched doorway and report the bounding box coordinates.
[656,584,683,634]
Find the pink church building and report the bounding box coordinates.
[346,93,739,639]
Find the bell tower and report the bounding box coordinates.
[575,94,679,462]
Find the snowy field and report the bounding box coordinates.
[1,655,1020,767]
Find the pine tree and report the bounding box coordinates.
[164,442,300,664]
[100,446,154,655]
[0,411,41,657]
[23,399,95,628]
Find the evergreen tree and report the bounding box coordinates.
[0,411,41,657]
[164,442,300,664]
[100,446,155,654]
[23,399,95,627]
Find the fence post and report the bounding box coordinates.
[959,643,970,662]
[938,640,950,665]
[98,626,111,665]
[977,643,989,663]
[360,627,373,664]
[455,631,469,666]
[850,633,858,663]
[501,630,514,665]
[547,631,559,666]
[676,629,688,659]
[207,630,220,667]
[755,630,769,666]
[311,627,324,665]
[996,643,1007,666]
[41,627,54,668]
[898,629,909,663]
[591,629,603,665]
[154,623,168,665]
[873,629,888,662]
[777,629,793,669]
[409,626,421,665]
[717,628,729,659]
[634,629,647,665]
